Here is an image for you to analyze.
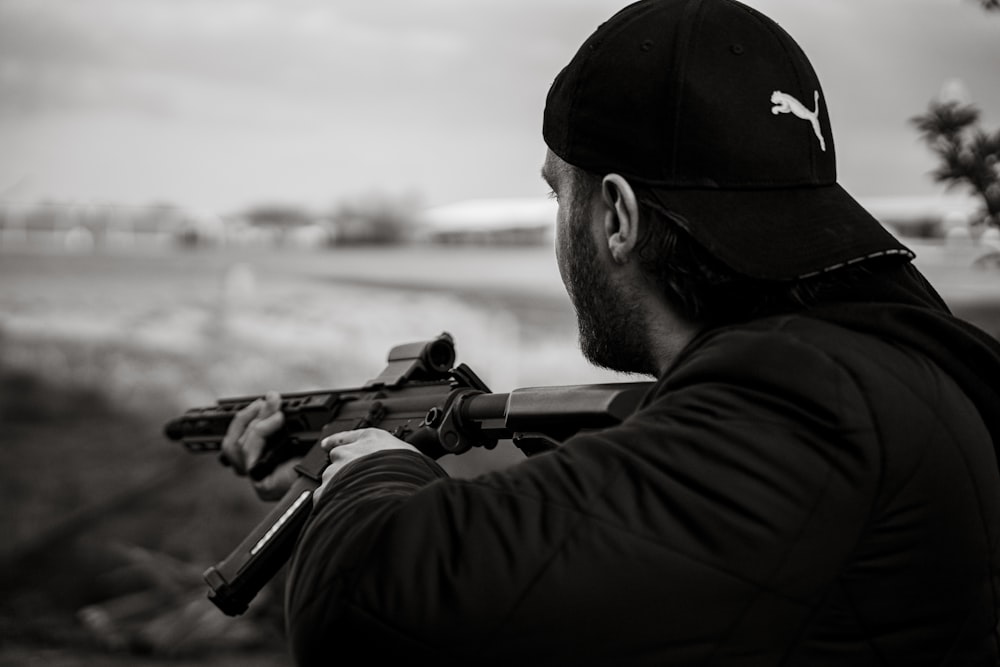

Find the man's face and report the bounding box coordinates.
[542,152,655,376]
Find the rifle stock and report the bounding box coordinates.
[165,333,651,615]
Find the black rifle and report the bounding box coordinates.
[164,333,651,616]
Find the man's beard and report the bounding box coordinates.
[561,203,656,377]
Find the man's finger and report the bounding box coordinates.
[321,428,377,451]
[221,398,265,474]
[231,398,265,435]
[251,457,301,502]
[243,409,286,470]
[262,390,282,416]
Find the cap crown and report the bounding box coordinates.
[543,0,836,189]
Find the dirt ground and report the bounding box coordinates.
[0,245,589,665]
[1,241,997,665]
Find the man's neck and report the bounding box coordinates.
[640,291,702,377]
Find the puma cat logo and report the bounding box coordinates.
[770,90,826,152]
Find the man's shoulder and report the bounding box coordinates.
[671,312,882,378]
[660,309,979,430]
[701,311,873,346]
[657,311,938,420]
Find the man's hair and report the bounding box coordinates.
[567,164,893,325]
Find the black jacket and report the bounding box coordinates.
[286,265,1000,665]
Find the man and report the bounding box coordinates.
[224,0,1000,663]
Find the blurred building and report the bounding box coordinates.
[415,194,983,247]
[417,198,558,245]
[1,192,988,252]
[0,202,198,251]
[859,194,979,239]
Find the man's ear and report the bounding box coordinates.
[601,174,640,264]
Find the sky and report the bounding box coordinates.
[0,0,997,216]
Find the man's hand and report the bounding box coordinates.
[313,428,419,503]
[220,390,298,501]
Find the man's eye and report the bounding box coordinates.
[547,190,559,200]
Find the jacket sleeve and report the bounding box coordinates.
[284,437,634,664]
[285,323,882,665]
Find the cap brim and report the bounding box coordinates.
[647,183,915,280]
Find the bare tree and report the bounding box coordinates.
[911,101,1000,229]
[910,1,999,230]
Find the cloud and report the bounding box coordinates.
[1,0,997,211]
[0,0,473,91]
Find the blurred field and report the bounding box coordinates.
[0,243,621,665]
[1,240,998,665]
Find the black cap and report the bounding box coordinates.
[543,0,914,280]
